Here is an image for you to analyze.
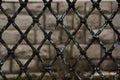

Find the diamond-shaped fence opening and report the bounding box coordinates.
[15,14,32,31]
[99,29,115,44]
[2,30,21,45]
[87,14,100,29]
[0,0,120,80]
[26,2,44,16]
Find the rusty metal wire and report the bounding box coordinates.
[0,0,120,80]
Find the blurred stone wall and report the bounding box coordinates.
[0,1,120,75]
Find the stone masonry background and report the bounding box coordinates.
[0,1,120,75]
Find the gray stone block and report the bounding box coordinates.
[86,44,101,59]
[2,30,21,45]
[2,30,35,44]
[99,29,114,44]
[15,45,33,58]
[1,3,13,14]
[63,15,74,29]
[51,30,60,44]
[75,2,85,14]
[0,15,8,30]
[100,60,117,71]
[39,45,50,59]
[0,45,8,58]
[58,2,68,14]
[36,30,44,44]
[1,60,10,72]
[87,14,100,29]
[15,15,33,30]
[73,14,84,30]
[75,59,92,72]
[112,14,120,28]
[86,2,96,14]
[75,30,85,43]
[99,2,112,14]
[45,15,56,30]
[112,1,120,13]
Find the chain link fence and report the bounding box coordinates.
[0,0,120,80]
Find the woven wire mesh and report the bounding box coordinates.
[0,0,120,80]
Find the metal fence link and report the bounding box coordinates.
[0,0,120,80]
